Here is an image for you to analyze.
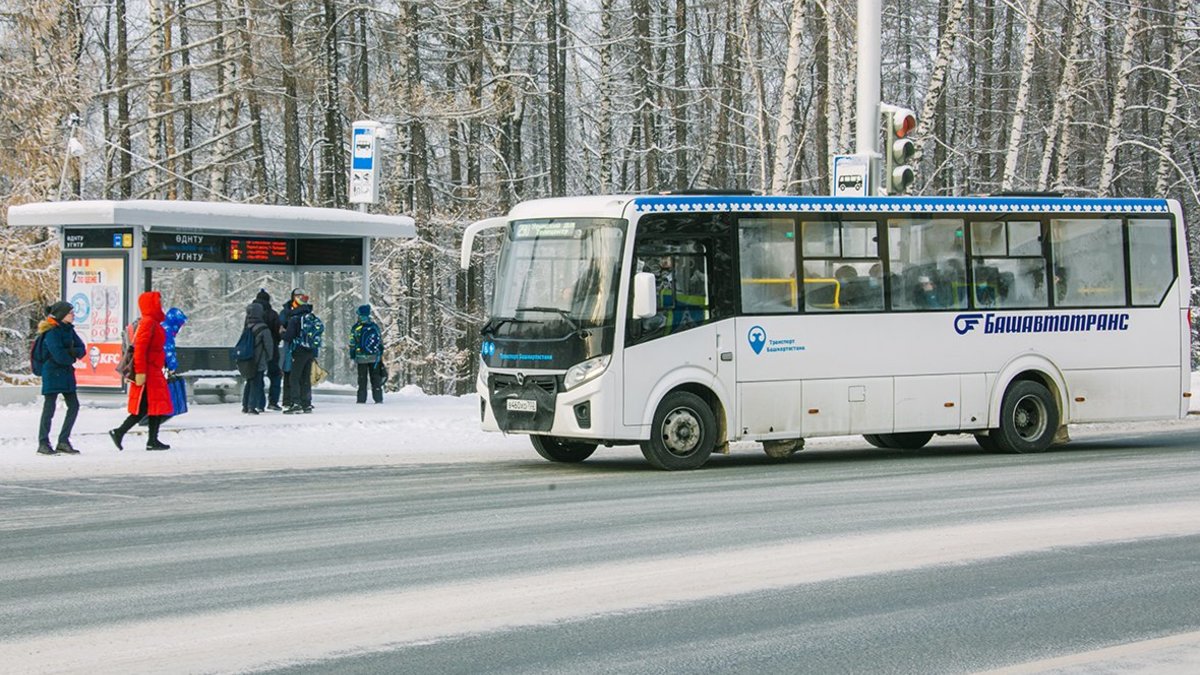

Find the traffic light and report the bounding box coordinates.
[882,104,917,195]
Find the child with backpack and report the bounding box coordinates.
[236,303,274,414]
[348,304,385,404]
[33,301,86,455]
[281,291,323,414]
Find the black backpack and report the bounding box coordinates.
[29,332,47,375]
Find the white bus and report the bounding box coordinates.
[460,194,1191,470]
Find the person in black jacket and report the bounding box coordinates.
[254,289,283,410]
[240,303,275,414]
[35,301,86,455]
[282,292,319,414]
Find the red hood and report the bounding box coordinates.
[138,291,166,323]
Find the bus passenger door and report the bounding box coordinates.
[622,240,731,428]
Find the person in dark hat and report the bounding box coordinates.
[278,288,309,410]
[254,289,283,410]
[34,301,86,455]
[347,304,385,404]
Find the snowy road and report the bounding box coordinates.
[1,395,1199,672]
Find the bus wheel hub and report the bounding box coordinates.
[662,409,700,455]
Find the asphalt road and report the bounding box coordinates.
[2,425,1199,673]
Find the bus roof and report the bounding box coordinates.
[630,194,1173,216]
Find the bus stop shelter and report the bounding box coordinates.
[8,200,415,389]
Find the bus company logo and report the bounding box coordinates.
[748,326,767,354]
[480,341,496,357]
[747,325,806,355]
[954,313,984,335]
[954,312,1131,336]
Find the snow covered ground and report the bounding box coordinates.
[3,374,1199,480]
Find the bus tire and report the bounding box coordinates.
[530,435,597,463]
[863,434,891,449]
[641,391,716,470]
[974,432,1001,452]
[993,380,1059,453]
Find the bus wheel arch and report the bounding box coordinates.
[530,435,598,463]
[989,358,1067,429]
[641,387,719,470]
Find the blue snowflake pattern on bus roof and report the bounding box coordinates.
[633,195,1171,215]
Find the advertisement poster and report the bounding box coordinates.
[63,256,127,388]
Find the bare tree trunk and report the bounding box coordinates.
[177,0,194,199]
[146,0,166,197]
[546,0,566,196]
[769,0,807,194]
[1153,0,1186,196]
[915,0,966,143]
[632,0,658,190]
[320,0,347,208]
[209,0,237,196]
[1097,2,1140,196]
[1041,0,1091,191]
[115,0,132,198]
[279,2,301,204]
[598,0,614,192]
[672,0,689,191]
[1000,0,1043,192]
[239,0,268,200]
[741,0,768,191]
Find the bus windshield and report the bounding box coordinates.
[489,218,626,338]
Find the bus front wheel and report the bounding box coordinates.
[530,435,597,463]
[641,391,716,470]
[993,381,1059,453]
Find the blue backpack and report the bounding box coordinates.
[294,313,324,354]
[233,327,255,361]
[352,322,382,363]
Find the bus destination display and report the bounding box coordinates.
[228,238,293,264]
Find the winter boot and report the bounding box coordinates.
[37,442,56,456]
[108,428,125,451]
[146,439,171,451]
[55,440,80,455]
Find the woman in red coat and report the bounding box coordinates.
[109,291,173,450]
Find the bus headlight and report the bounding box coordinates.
[563,355,610,391]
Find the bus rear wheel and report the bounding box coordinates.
[992,381,1059,453]
[530,435,597,463]
[641,391,716,470]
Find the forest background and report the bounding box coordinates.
[1,0,1198,393]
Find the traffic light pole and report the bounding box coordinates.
[855,0,882,188]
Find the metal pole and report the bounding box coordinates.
[856,0,882,158]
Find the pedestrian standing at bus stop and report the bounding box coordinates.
[34,301,86,455]
[348,304,385,404]
[109,291,174,451]
[282,290,323,414]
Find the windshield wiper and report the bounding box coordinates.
[513,306,581,333]
[481,316,521,334]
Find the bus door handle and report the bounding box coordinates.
[720,352,733,362]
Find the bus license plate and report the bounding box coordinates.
[506,399,537,413]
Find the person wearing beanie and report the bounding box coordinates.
[239,303,274,414]
[348,303,385,404]
[282,291,321,414]
[34,301,86,455]
[278,288,308,409]
[254,289,283,410]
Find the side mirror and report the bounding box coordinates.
[633,272,657,319]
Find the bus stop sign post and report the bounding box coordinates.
[832,154,872,197]
[350,120,384,207]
